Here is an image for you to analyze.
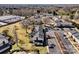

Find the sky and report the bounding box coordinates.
[0,4,79,8]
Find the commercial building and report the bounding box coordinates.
[0,15,25,26]
[56,21,74,28]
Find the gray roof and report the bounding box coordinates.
[0,15,24,25]
[0,15,20,21]
[0,34,8,46]
[70,29,79,40]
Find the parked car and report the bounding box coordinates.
[49,44,56,48]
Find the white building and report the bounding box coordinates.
[0,15,25,26]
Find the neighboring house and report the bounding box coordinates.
[0,34,11,53]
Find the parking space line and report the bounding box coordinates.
[54,32,64,54]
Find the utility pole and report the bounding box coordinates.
[43,28,48,47]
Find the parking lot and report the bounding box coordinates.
[47,30,62,54]
[47,28,77,54]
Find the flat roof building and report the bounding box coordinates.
[0,15,25,26]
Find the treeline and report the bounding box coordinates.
[72,22,79,29]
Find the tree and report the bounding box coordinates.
[9,9,13,15]
[72,22,79,29]
[71,10,76,14]
[53,11,57,15]
[37,10,40,14]
[0,9,3,16]
[70,14,74,19]
[2,30,9,37]
[48,11,52,14]
[19,40,25,45]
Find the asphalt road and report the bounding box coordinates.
[47,28,77,54]
[47,30,62,54]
